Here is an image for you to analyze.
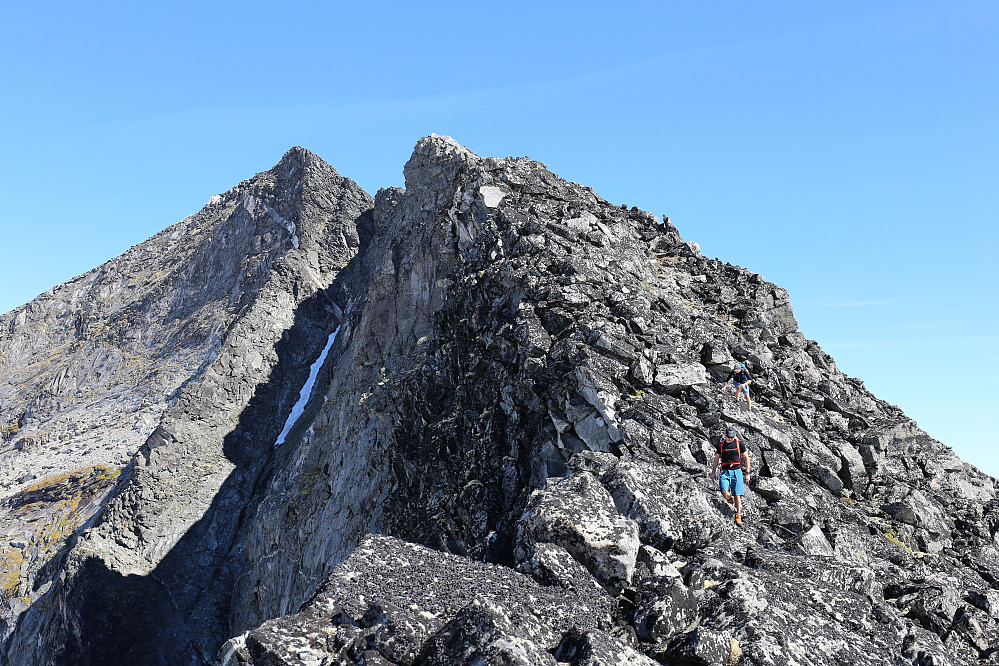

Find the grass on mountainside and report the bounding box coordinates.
[1,465,123,603]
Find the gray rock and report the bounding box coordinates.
[603,461,724,555]
[418,598,558,666]
[633,578,698,643]
[555,628,659,666]
[797,524,836,557]
[661,627,733,665]
[893,576,963,635]
[630,356,656,386]
[231,534,611,666]
[637,544,681,580]
[1,136,997,666]
[902,624,958,666]
[883,488,951,536]
[514,542,609,610]
[654,362,709,393]
[574,411,615,452]
[753,476,793,501]
[701,342,734,367]
[1,147,373,663]
[517,472,640,592]
[968,589,999,619]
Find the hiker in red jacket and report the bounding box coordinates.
[711,427,751,525]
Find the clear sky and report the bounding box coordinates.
[2,2,997,478]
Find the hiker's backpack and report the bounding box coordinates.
[718,437,743,469]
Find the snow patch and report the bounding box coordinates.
[274,326,339,447]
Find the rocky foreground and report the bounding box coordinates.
[1,137,997,665]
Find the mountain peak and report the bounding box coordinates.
[269,145,337,181]
[2,138,997,666]
[404,134,480,191]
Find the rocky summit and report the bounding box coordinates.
[0,136,996,666]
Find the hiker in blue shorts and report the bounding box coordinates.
[711,427,751,525]
[719,362,753,411]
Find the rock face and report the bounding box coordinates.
[2,136,997,666]
[0,147,373,663]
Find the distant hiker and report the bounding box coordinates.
[711,427,751,525]
[719,361,752,411]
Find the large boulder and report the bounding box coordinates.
[417,598,558,666]
[633,578,699,643]
[602,461,724,555]
[517,472,640,592]
[555,628,660,666]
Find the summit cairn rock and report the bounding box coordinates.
[1,135,997,665]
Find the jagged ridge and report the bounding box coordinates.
[2,136,997,666]
[1,147,373,664]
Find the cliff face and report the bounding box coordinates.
[2,137,997,666]
[0,147,373,663]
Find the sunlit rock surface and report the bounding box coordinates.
[1,136,997,666]
[1,147,372,663]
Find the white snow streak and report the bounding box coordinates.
[274,326,339,447]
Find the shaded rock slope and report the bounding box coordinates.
[2,136,997,666]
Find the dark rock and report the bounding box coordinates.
[221,534,610,665]
[633,578,698,643]
[514,542,608,605]
[902,624,959,666]
[417,598,557,665]
[554,627,659,665]
[661,626,733,665]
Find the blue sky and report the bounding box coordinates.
[2,1,997,478]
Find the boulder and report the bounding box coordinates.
[603,461,723,555]
[514,542,608,604]
[882,489,950,537]
[654,363,709,393]
[235,533,614,664]
[636,545,682,580]
[417,598,557,666]
[633,577,699,643]
[517,472,640,592]
[901,625,957,666]
[661,627,733,665]
[555,628,659,666]
[797,524,835,557]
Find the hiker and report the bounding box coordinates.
[711,427,751,525]
[719,361,752,411]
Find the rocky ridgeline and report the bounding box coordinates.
[1,136,997,666]
[0,147,372,661]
